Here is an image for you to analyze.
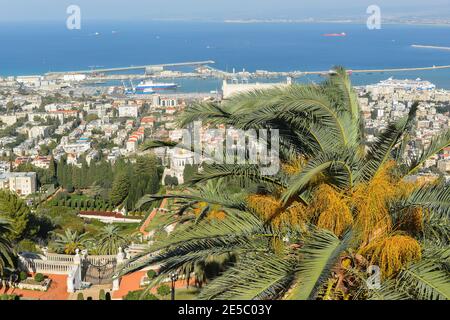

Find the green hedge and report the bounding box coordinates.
[0,294,19,300]
[123,290,159,301]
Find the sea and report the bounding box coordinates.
[1,21,449,92]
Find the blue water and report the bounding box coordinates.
[1,21,449,90]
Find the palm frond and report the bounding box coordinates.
[190,164,287,190]
[422,211,450,245]
[120,210,269,275]
[282,152,355,203]
[141,140,178,151]
[286,229,352,300]
[0,218,15,274]
[324,66,364,147]
[366,280,410,300]
[198,253,296,300]
[178,102,233,128]
[398,183,450,218]
[407,129,450,176]
[358,104,417,182]
[397,257,450,300]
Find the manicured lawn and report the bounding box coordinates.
[145,212,174,233]
[174,288,200,300]
[116,222,141,235]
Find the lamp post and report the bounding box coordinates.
[170,272,178,301]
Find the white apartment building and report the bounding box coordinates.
[16,76,42,87]
[27,126,49,139]
[0,161,10,173]
[28,112,64,123]
[437,159,450,173]
[0,115,18,126]
[118,105,139,118]
[63,142,91,154]
[63,74,87,82]
[126,139,138,153]
[0,172,37,196]
[152,95,178,107]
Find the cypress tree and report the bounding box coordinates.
[110,171,130,206]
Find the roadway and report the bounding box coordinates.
[45,60,215,75]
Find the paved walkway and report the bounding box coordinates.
[112,270,147,299]
[45,187,62,202]
[112,270,190,300]
[68,284,113,300]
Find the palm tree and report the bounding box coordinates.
[125,68,450,300]
[52,229,91,255]
[0,218,15,277]
[96,225,130,255]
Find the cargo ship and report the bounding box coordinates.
[323,32,347,37]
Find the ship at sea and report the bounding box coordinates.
[323,32,347,37]
[125,80,179,94]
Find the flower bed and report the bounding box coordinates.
[140,276,151,287]
[79,211,142,220]
[17,278,52,292]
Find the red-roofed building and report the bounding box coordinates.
[141,117,156,128]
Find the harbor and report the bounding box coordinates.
[4,60,450,97]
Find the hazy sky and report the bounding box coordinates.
[1,0,449,21]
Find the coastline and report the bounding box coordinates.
[222,19,450,27]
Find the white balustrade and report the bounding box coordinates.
[18,249,139,293]
[19,256,75,275]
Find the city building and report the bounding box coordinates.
[0,172,37,196]
[118,105,139,118]
[162,148,195,185]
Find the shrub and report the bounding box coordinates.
[77,293,84,300]
[19,271,28,281]
[34,273,45,283]
[146,270,157,280]
[99,289,106,300]
[87,296,93,300]
[105,292,111,300]
[17,239,38,253]
[66,184,74,193]
[123,290,159,300]
[0,294,19,300]
[157,285,171,297]
[57,191,68,201]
